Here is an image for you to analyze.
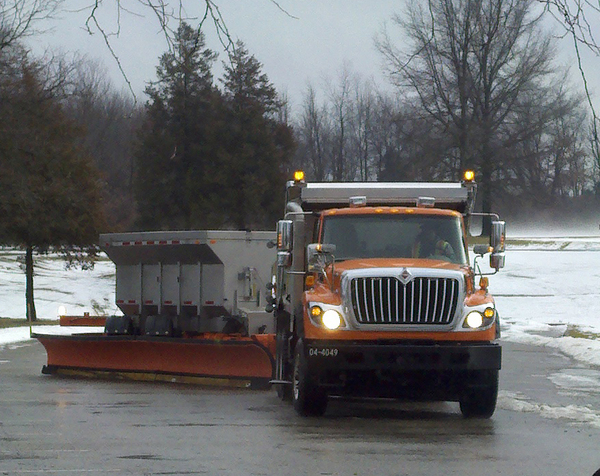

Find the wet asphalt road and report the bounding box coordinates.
[1,339,600,476]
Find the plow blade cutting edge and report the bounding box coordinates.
[34,334,276,389]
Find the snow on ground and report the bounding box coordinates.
[490,235,600,367]
[2,238,600,368]
[0,249,116,347]
[0,249,117,320]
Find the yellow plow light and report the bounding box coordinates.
[294,170,305,183]
[463,170,475,182]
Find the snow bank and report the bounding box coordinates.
[498,390,600,429]
[0,327,33,347]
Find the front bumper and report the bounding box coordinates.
[305,339,501,373]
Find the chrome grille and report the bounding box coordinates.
[350,277,459,325]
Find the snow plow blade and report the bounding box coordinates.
[35,333,276,389]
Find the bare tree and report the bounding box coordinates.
[494,71,590,209]
[297,84,330,181]
[377,0,555,218]
[0,0,61,51]
[62,56,143,229]
[540,0,600,155]
[326,66,354,181]
[350,76,375,181]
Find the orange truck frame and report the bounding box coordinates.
[269,171,505,417]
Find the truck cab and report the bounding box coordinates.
[272,171,505,417]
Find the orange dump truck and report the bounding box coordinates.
[270,172,505,417]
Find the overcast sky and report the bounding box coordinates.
[27,1,600,113]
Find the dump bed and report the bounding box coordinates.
[289,181,474,213]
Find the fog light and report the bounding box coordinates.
[465,311,483,329]
[322,310,342,330]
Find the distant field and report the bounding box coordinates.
[0,318,56,329]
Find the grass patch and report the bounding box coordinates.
[0,318,56,329]
[468,235,526,246]
[564,325,600,340]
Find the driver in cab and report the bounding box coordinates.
[413,222,456,262]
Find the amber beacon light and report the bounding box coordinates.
[463,170,475,182]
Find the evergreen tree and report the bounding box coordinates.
[220,41,295,230]
[0,54,106,321]
[135,22,223,229]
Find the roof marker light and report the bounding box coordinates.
[349,196,367,207]
[416,196,436,208]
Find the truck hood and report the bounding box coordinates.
[332,258,467,274]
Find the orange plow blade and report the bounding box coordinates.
[35,333,276,389]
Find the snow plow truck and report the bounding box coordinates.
[269,170,505,418]
[36,170,505,418]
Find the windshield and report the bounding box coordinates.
[321,213,467,264]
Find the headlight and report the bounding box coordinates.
[322,310,342,330]
[465,311,483,329]
[463,307,495,329]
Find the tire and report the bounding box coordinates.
[275,317,292,401]
[459,370,499,419]
[292,344,328,416]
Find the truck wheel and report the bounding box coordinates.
[275,322,292,401]
[459,370,499,419]
[292,345,327,416]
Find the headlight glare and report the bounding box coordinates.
[322,309,342,330]
[465,311,484,329]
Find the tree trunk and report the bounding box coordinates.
[25,245,37,322]
[480,134,494,236]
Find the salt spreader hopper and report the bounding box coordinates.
[35,230,277,388]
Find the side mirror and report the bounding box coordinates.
[490,221,505,253]
[490,252,505,270]
[307,243,336,273]
[489,221,506,270]
[277,220,293,252]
